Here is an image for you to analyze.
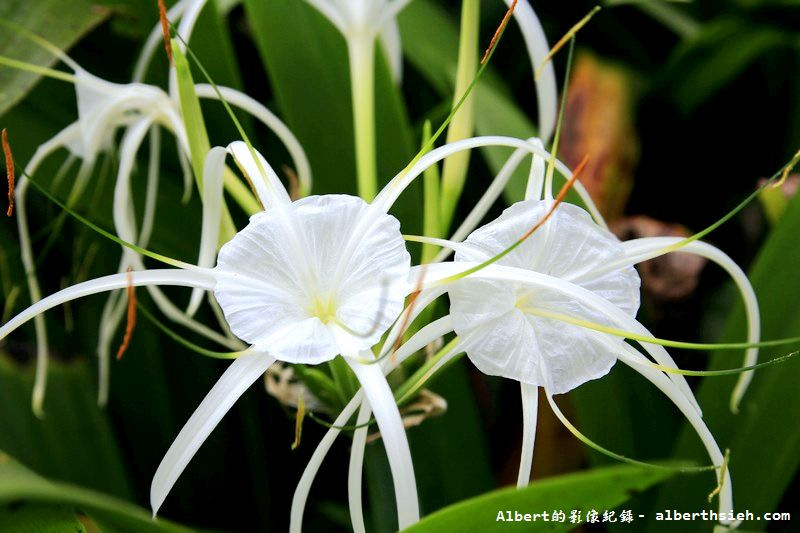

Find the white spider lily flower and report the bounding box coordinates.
[0,142,420,528]
[11,18,311,412]
[364,133,756,527]
[448,200,641,392]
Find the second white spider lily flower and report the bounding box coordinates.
[373,133,754,526]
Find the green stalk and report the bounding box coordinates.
[395,338,462,406]
[439,0,480,234]
[349,35,378,201]
[171,41,238,243]
[421,121,441,264]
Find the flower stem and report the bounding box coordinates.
[349,36,378,201]
[440,0,480,234]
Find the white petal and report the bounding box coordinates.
[598,335,734,518]
[347,357,419,529]
[378,16,403,83]
[227,142,291,209]
[0,269,216,342]
[290,391,364,533]
[348,402,371,533]
[506,0,557,142]
[620,237,760,413]
[187,146,228,316]
[150,352,275,516]
[290,316,453,532]
[195,85,313,196]
[374,136,606,227]
[517,382,538,487]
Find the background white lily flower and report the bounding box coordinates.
[11,9,312,412]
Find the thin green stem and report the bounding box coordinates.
[138,304,244,359]
[440,0,480,233]
[421,121,441,264]
[349,36,377,201]
[518,306,800,352]
[0,55,75,83]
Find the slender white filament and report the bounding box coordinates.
[348,402,372,533]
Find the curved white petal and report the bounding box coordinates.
[227,141,292,210]
[133,0,192,82]
[506,0,557,142]
[619,237,760,413]
[304,0,348,34]
[347,357,419,529]
[0,269,216,342]
[374,136,606,228]
[96,282,127,407]
[214,195,410,363]
[378,16,403,83]
[348,401,371,533]
[289,391,364,533]
[195,85,313,196]
[150,351,275,516]
[187,146,228,316]
[139,125,161,247]
[290,316,454,532]
[517,382,538,487]
[594,335,735,522]
[176,0,209,49]
[113,119,152,249]
[16,124,84,415]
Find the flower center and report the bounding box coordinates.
[514,290,536,311]
[309,295,338,324]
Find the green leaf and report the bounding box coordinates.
[649,187,800,528]
[661,18,787,114]
[398,0,538,203]
[0,0,107,116]
[0,354,132,499]
[0,451,192,532]
[404,465,674,532]
[0,503,86,533]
